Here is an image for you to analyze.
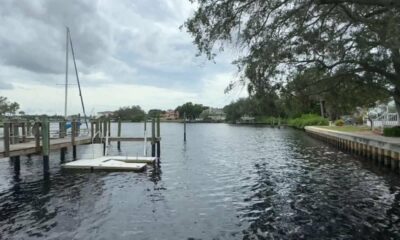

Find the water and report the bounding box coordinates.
[1,123,400,239]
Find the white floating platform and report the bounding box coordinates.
[61,156,155,171]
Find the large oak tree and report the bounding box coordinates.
[184,0,400,120]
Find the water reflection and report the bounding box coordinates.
[0,123,400,239]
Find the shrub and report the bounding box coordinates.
[383,126,400,137]
[288,114,329,129]
[335,119,345,126]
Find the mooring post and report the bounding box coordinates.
[103,119,107,138]
[156,116,161,158]
[95,119,100,143]
[90,120,94,140]
[27,121,32,137]
[12,121,19,144]
[41,116,50,174]
[34,121,41,153]
[117,118,121,149]
[60,147,67,163]
[59,121,63,138]
[151,118,156,157]
[21,122,26,142]
[184,112,187,142]
[71,119,77,159]
[3,122,10,157]
[108,119,111,137]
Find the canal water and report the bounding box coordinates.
[0,123,400,239]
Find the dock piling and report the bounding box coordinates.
[117,118,121,149]
[151,118,155,157]
[184,112,187,142]
[156,116,160,158]
[71,119,77,159]
[41,116,50,174]
[3,122,10,157]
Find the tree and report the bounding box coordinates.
[0,97,20,116]
[184,0,400,121]
[175,102,207,119]
[113,106,145,122]
[148,109,165,118]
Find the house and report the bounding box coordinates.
[97,111,114,118]
[162,110,179,120]
[240,115,255,123]
[200,108,226,121]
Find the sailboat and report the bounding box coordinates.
[64,27,88,131]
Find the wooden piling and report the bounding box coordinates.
[184,112,187,142]
[27,121,32,137]
[71,119,77,159]
[21,122,26,142]
[60,147,67,162]
[391,151,399,170]
[41,116,50,174]
[156,116,160,158]
[117,118,121,149]
[90,120,94,140]
[12,122,19,144]
[34,122,41,153]
[103,119,107,138]
[151,118,155,157]
[3,122,10,157]
[108,119,111,137]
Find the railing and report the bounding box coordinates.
[367,112,399,128]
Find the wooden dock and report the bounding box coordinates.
[1,116,162,174]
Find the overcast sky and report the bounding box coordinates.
[0,0,247,115]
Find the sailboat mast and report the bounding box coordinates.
[64,27,69,119]
[68,30,89,129]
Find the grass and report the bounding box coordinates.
[318,125,371,132]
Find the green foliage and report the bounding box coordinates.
[335,119,344,126]
[185,0,400,115]
[114,106,145,122]
[383,126,400,137]
[288,114,329,129]
[0,96,20,116]
[148,109,164,118]
[175,102,207,120]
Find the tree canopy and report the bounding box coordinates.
[184,0,400,114]
[113,106,146,122]
[175,102,207,119]
[0,97,20,116]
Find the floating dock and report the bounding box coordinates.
[61,156,157,171]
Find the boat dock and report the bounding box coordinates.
[305,126,400,171]
[1,116,162,174]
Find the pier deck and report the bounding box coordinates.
[0,136,162,159]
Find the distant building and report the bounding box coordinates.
[200,108,226,121]
[97,111,114,118]
[240,115,255,123]
[162,110,179,120]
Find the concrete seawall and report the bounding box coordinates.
[305,126,400,171]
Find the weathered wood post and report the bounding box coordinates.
[27,121,32,137]
[95,119,100,143]
[60,147,67,163]
[3,122,10,157]
[71,119,77,159]
[108,119,111,137]
[21,122,26,142]
[34,122,41,153]
[90,120,94,141]
[184,112,187,142]
[59,121,63,138]
[41,116,50,174]
[117,118,121,149]
[103,119,107,138]
[156,116,161,158]
[151,118,156,157]
[12,121,19,144]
